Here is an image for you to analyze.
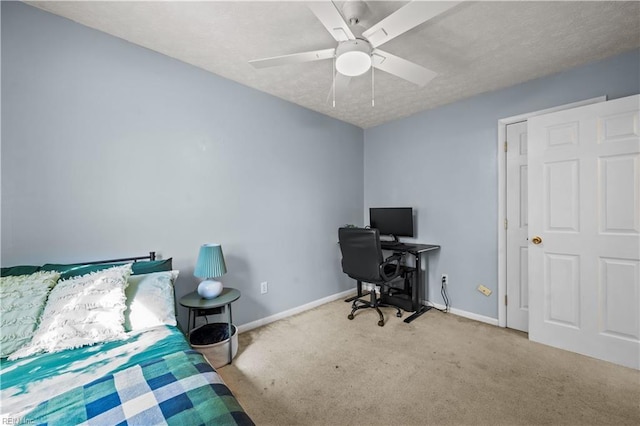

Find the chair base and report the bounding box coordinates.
[344,291,370,303]
[347,288,402,327]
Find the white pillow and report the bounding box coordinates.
[8,264,132,360]
[124,270,179,331]
[0,271,61,357]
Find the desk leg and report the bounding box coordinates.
[404,252,432,323]
[227,303,233,365]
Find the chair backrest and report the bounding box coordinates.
[338,227,384,282]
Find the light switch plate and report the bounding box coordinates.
[477,285,492,296]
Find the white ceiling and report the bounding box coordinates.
[27,1,640,129]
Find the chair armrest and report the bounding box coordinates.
[384,254,402,262]
[380,255,402,281]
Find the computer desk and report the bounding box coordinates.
[379,241,441,323]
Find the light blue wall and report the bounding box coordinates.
[1,2,364,329]
[3,1,639,327]
[364,49,640,320]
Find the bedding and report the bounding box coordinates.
[0,256,253,425]
[1,326,253,425]
[41,258,173,279]
[0,265,40,277]
[0,271,60,357]
[125,270,179,331]
[8,264,133,360]
[0,259,172,279]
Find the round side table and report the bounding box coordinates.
[179,287,241,365]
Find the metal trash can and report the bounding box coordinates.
[189,322,238,368]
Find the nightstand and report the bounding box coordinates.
[179,287,241,365]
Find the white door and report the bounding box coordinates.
[528,94,640,369]
[506,121,529,332]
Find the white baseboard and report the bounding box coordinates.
[237,289,354,334]
[236,289,498,334]
[427,301,499,326]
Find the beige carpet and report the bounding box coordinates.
[218,298,640,425]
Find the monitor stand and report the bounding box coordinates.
[382,234,400,246]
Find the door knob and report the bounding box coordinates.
[531,236,543,245]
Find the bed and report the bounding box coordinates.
[0,253,253,425]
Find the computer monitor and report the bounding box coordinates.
[369,207,414,240]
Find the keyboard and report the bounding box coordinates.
[380,242,440,254]
[381,242,412,251]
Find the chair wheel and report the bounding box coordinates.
[396,312,402,318]
[378,320,384,327]
[348,314,354,320]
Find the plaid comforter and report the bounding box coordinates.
[23,350,253,426]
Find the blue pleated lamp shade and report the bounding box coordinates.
[194,244,227,279]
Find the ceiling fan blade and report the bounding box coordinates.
[363,1,461,48]
[326,73,352,105]
[249,48,335,69]
[308,1,356,42]
[372,49,437,87]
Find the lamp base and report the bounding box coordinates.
[198,279,223,299]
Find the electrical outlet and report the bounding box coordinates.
[441,274,448,286]
[477,285,492,296]
[260,281,268,294]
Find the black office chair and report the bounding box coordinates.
[338,227,411,326]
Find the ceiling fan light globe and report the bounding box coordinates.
[336,51,371,76]
[335,39,372,77]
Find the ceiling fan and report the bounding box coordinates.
[249,1,461,103]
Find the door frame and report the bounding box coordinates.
[497,96,606,328]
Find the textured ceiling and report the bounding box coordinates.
[27,1,640,129]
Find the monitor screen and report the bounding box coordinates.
[369,207,414,238]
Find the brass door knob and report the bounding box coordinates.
[531,236,543,245]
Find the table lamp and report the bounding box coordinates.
[194,243,227,299]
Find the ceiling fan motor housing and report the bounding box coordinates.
[335,39,372,77]
[341,0,368,26]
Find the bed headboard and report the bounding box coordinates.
[81,252,156,265]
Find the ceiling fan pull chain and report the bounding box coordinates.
[371,66,375,107]
[333,57,337,108]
